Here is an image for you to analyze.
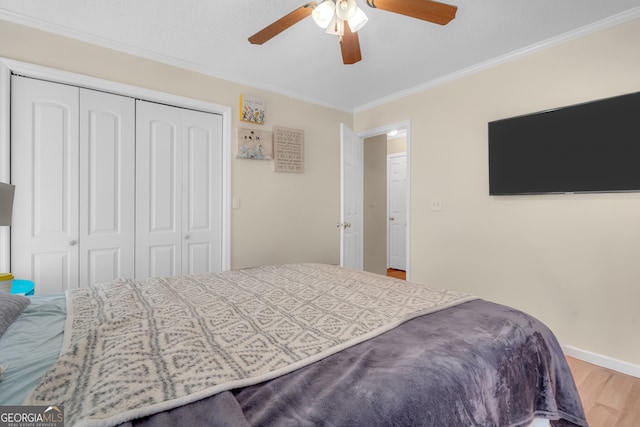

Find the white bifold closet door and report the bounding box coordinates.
[11,77,224,294]
[135,100,223,279]
[11,76,135,294]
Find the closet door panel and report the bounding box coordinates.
[149,121,178,232]
[136,101,223,279]
[149,246,176,278]
[79,89,135,286]
[182,109,223,275]
[11,76,80,294]
[136,100,181,279]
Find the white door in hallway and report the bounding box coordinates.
[388,153,407,271]
[340,123,363,270]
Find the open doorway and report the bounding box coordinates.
[361,124,409,280]
[387,133,408,277]
[339,121,410,280]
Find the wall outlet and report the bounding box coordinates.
[430,199,442,211]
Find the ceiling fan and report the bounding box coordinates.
[248,0,458,65]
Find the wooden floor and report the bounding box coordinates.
[386,268,406,280]
[384,270,640,426]
[566,356,640,427]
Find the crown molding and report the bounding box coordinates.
[2,7,639,115]
[354,7,640,113]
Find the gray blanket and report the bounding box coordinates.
[120,299,587,427]
[28,264,475,426]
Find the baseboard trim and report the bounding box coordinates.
[564,345,640,379]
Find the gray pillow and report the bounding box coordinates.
[0,292,30,338]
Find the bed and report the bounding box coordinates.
[0,263,587,427]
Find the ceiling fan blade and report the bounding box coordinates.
[248,2,318,45]
[340,21,362,65]
[365,0,457,25]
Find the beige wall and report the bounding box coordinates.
[355,18,640,366]
[0,19,351,270]
[387,136,407,155]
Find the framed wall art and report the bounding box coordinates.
[240,94,265,124]
[273,126,304,173]
[235,128,273,160]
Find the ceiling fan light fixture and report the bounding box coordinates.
[249,0,458,65]
[312,0,335,28]
[347,7,368,32]
[335,0,357,20]
[325,16,343,35]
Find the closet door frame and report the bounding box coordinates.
[0,57,232,273]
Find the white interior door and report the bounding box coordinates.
[79,89,135,286]
[136,100,182,278]
[11,77,136,293]
[136,100,223,279]
[11,76,80,294]
[340,123,363,270]
[1,61,232,283]
[181,108,223,275]
[388,153,407,270]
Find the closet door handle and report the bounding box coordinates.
[69,240,77,246]
[184,235,190,240]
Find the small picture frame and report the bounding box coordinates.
[240,94,265,124]
[235,128,273,160]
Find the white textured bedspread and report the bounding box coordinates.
[26,264,476,427]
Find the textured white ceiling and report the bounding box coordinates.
[1,0,639,111]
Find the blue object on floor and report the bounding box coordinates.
[10,279,35,296]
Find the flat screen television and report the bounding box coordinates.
[488,91,640,195]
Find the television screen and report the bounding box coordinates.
[488,91,640,195]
